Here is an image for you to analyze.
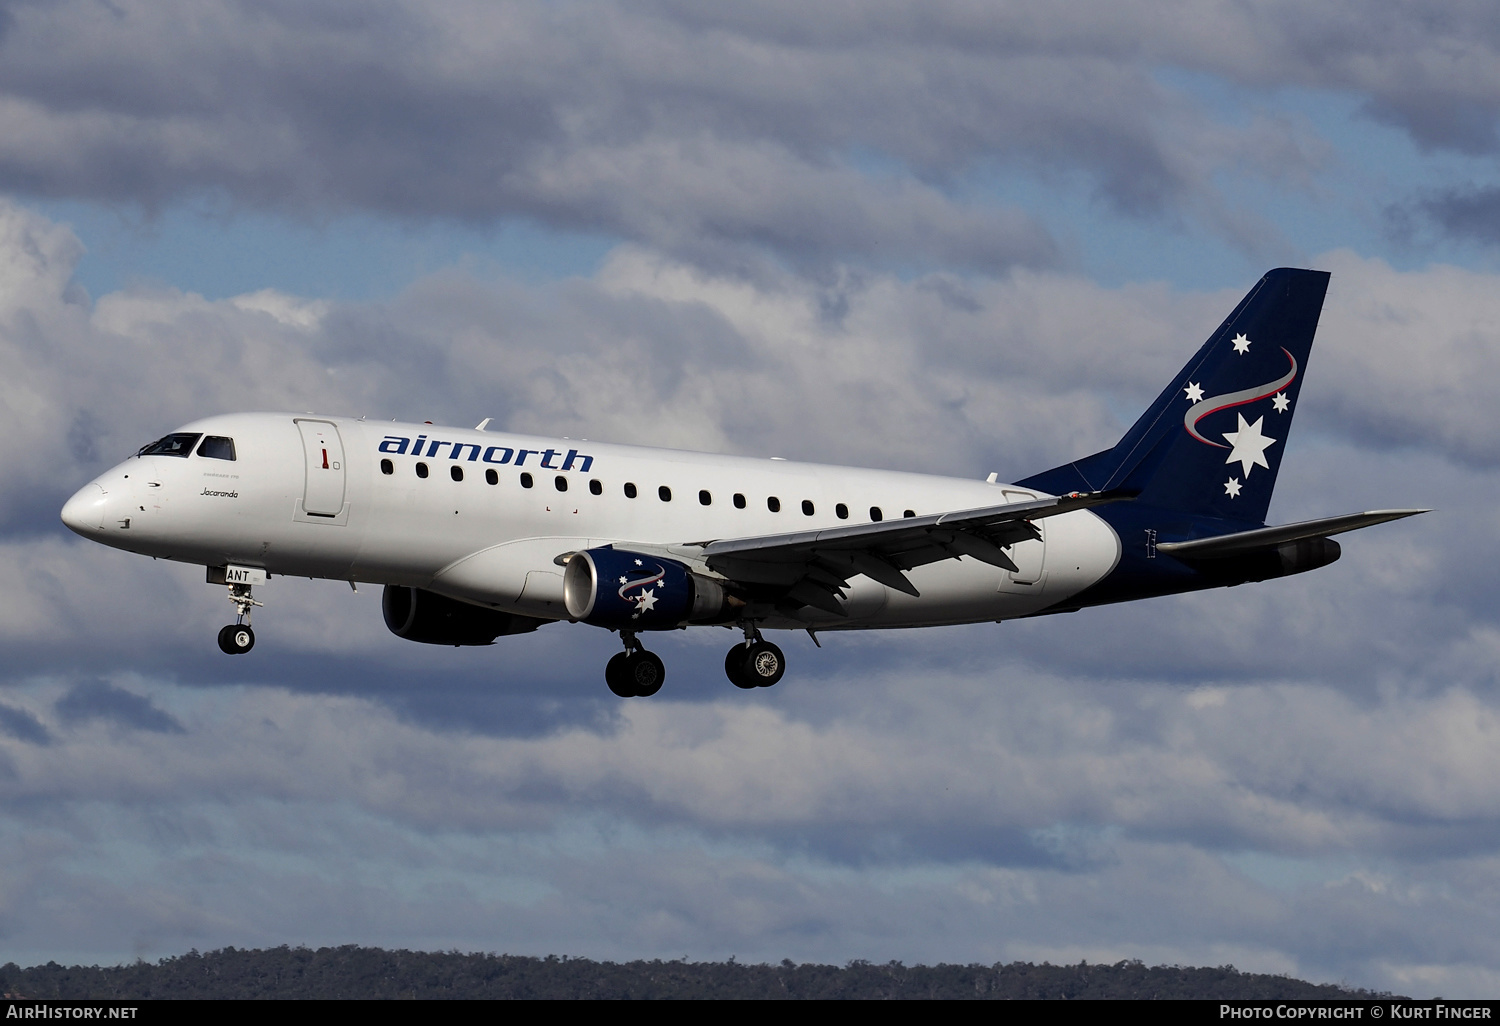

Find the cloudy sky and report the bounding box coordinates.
[3,0,1500,997]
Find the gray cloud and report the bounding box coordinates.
[0,0,1488,266]
[0,702,49,745]
[55,681,184,734]
[1,671,1499,993]
[1409,185,1500,247]
[0,0,1380,268]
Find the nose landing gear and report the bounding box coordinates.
[605,631,664,697]
[217,581,262,656]
[725,626,785,689]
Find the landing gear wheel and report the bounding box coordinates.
[726,640,784,688]
[742,640,785,687]
[606,650,665,697]
[626,650,665,697]
[605,652,635,697]
[725,646,759,689]
[217,624,255,655]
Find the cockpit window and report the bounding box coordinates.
[196,436,236,461]
[137,433,202,458]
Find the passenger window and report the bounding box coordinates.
[416,463,429,479]
[903,509,915,518]
[451,465,464,482]
[589,480,602,495]
[485,469,498,485]
[801,500,814,516]
[835,503,848,519]
[699,490,712,505]
[380,459,394,475]
[870,506,882,521]
[659,485,672,502]
[555,476,568,492]
[137,433,201,458]
[197,436,236,461]
[733,493,746,509]
[520,473,534,488]
[768,496,781,512]
[624,482,638,498]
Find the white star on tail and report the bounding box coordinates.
[1222,413,1277,477]
[1231,333,1251,354]
[1184,382,1204,402]
[1272,391,1290,413]
[1224,478,1242,498]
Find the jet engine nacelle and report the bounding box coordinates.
[382,585,550,646]
[563,547,735,629]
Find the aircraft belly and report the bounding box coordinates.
[867,558,1046,626]
[427,536,592,617]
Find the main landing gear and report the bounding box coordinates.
[605,631,665,698]
[217,581,261,655]
[600,626,787,698]
[724,627,785,689]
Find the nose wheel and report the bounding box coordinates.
[725,633,785,689]
[217,624,255,655]
[605,632,665,697]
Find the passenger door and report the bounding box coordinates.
[295,419,347,519]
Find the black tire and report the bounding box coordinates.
[605,652,635,697]
[742,640,785,687]
[725,645,758,689]
[628,650,665,697]
[217,624,255,655]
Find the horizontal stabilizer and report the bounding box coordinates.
[1155,509,1430,558]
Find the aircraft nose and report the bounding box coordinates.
[61,483,108,534]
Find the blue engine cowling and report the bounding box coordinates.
[563,547,733,629]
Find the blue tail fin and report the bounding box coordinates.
[1018,268,1331,525]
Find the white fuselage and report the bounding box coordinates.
[62,413,1122,632]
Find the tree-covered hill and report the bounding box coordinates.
[0,947,1397,1000]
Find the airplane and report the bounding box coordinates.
[60,268,1425,697]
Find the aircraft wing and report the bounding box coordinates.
[687,489,1136,615]
[1155,509,1430,559]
